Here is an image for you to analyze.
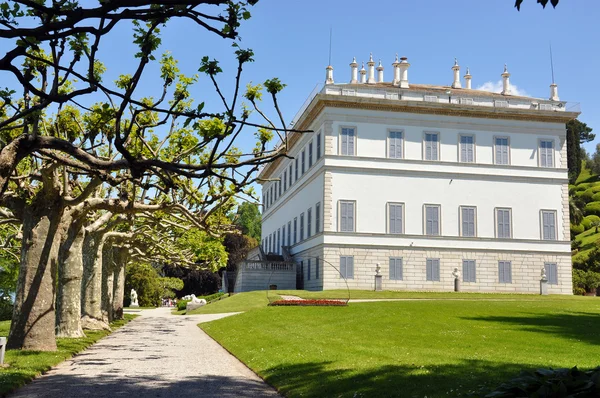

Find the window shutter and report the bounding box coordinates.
[432,207,439,235]
[389,258,396,280]
[308,259,311,280]
[425,134,432,160]
[433,259,440,281]
[347,257,354,279]
[397,258,403,280]
[348,129,355,155]
[432,134,438,160]
[460,137,467,162]
[341,129,348,155]
[316,258,320,279]
[340,202,347,231]
[348,202,354,232]
[340,257,346,278]
[426,259,432,281]
[389,132,396,158]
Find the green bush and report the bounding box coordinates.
[578,189,596,202]
[476,366,600,397]
[125,263,162,307]
[571,223,585,235]
[582,214,600,230]
[592,192,600,202]
[584,201,600,216]
[177,299,191,311]
[575,183,592,192]
[573,269,600,295]
[0,298,13,321]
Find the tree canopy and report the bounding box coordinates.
[515,0,560,10]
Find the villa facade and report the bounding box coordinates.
[258,55,579,294]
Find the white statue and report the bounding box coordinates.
[452,267,460,279]
[375,263,381,276]
[541,267,548,281]
[130,289,139,307]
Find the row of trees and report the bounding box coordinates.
[0,1,297,351]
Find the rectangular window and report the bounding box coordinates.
[494,137,510,165]
[340,256,354,279]
[283,171,287,192]
[316,257,320,279]
[281,225,285,248]
[496,208,512,238]
[541,210,557,240]
[545,262,558,285]
[307,208,312,237]
[293,217,297,244]
[388,203,403,234]
[300,261,304,281]
[317,133,322,159]
[278,179,281,197]
[462,260,476,283]
[289,164,293,186]
[287,221,291,245]
[339,201,355,232]
[309,141,313,168]
[426,258,440,281]
[424,95,438,102]
[307,259,311,281]
[460,206,476,237]
[389,257,403,280]
[341,127,356,156]
[424,205,440,236]
[424,132,439,161]
[301,149,306,174]
[295,158,298,181]
[269,185,273,206]
[495,100,509,108]
[459,135,475,163]
[268,234,272,253]
[498,261,512,283]
[300,212,305,241]
[277,229,281,254]
[388,131,403,159]
[315,202,321,234]
[540,140,554,168]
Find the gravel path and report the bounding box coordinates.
[10,308,280,398]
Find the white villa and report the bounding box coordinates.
[255,54,579,294]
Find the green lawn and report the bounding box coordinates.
[184,291,281,315]
[201,298,600,397]
[0,315,137,395]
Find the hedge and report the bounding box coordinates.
[582,215,600,230]
[571,223,585,235]
[584,201,600,216]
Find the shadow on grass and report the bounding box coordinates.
[8,373,278,398]
[464,312,600,346]
[261,359,541,397]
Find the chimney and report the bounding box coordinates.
[451,58,461,88]
[376,60,384,83]
[325,65,334,85]
[549,83,559,101]
[360,62,367,83]
[367,53,376,84]
[350,57,358,84]
[398,56,410,88]
[501,64,511,95]
[464,67,472,89]
[392,54,400,85]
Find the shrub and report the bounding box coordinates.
[176,299,191,311]
[578,188,596,202]
[476,366,600,397]
[162,265,221,297]
[571,223,585,236]
[575,183,592,192]
[582,214,600,230]
[584,201,600,216]
[125,263,162,307]
[573,269,600,295]
[0,297,13,321]
[592,192,600,202]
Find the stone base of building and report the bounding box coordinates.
[292,244,573,295]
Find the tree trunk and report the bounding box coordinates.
[81,231,110,330]
[8,195,63,351]
[55,214,86,338]
[112,247,127,320]
[101,244,114,323]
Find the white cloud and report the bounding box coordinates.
[475,80,529,97]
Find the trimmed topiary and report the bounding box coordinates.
[584,201,600,216]
[582,215,600,230]
[571,223,585,235]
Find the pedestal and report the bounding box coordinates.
[540,279,548,295]
[454,278,461,292]
[374,275,382,291]
[0,336,6,365]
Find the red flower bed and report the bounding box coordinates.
[269,299,347,307]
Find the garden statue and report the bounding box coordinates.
[541,267,548,281]
[130,289,139,307]
[452,267,461,292]
[375,263,381,275]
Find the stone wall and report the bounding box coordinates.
[311,244,573,294]
[293,246,325,291]
[233,262,296,293]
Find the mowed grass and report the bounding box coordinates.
[201,298,600,398]
[0,314,137,396]
[185,291,281,315]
